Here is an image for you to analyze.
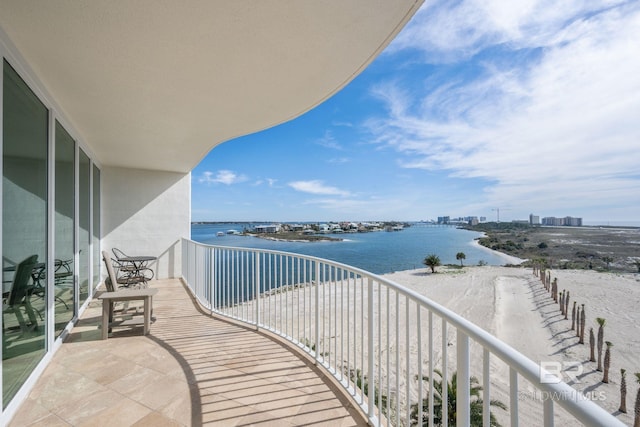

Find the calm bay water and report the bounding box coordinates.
[191,223,514,275]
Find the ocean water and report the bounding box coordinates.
[190,223,514,275]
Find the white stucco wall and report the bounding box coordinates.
[102,167,190,280]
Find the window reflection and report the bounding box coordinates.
[79,149,90,305]
[2,60,48,408]
[92,165,101,290]
[54,121,75,336]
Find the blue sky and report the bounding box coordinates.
[192,1,640,224]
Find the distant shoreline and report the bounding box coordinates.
[471,236,526,265]
[250,233,342,243]
[467,224,640,272]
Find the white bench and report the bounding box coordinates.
[97,288,158,340]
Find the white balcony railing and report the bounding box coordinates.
[181,238,622,427]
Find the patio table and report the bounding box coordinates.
[118,255,157,284]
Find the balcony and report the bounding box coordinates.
[9,278,366,426]
[9,239,624,426]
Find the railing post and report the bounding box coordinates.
[543,396,554,427]
[211,247,216,315]
[510,367,519,426]
[429,311,434,427]
[406,298,411,422]
[367,277,374,421]
[442,320,448,427]
[254,251,260,330]
[417,305,423,427]
[315,260,320,365]
[457,331,470,427]
[483,349,490,427]
[208,247,213,315]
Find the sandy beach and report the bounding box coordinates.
[380,266,639,426]
[471,237,526,265]
[253,263,639,425]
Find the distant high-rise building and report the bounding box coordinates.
[529,214,540,225]
[541,216,582,226]
[565,216,582,226]
[437,216,450,224]
[542,217,562,226]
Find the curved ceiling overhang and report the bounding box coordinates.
[0,1,422,173]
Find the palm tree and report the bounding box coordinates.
[634,373,640,427]
[410,370,507,427]
[347,367,394,419]
[576,305,581,338]
[620,369,627,413]
[456,252,466,267]
[589,328,596,362]
[579,304,586,344]
[424,254,441,273]
[596,317,606,371]
[603,341,613,383]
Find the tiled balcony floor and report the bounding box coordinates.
[9,279,367,426]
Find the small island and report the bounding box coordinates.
[247,231,342,242]
[242,221,411,242]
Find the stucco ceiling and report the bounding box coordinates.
[0,1,422,173]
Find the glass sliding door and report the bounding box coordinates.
[2,60,48,407]
[78,149,90,306]
[54,121,75,337]
[92,165,100,289]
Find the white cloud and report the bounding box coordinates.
[297,195,421,219]
[316,130,343,150]
[252,178,278,187]
[369,3,640,218]
[388,0,628,61]
[328,157,350,164]
[288,180,351,197]
[332,120,354,128]
[199,170,248,185]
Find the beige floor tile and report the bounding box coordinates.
[127,375,189,411]
[201,397,257,426]
[158,388,196,426]
[233,409,298,427]
[76,398,151,427]
[8,279,367,427]
[80,355,141,386]
[22,413,71,427]
[53,388,126,425]
[105,364,162,395]
[131,411,182,427]
[5,397,55,426]
[29,369,107,412]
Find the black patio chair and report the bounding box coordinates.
[3,255,40,332]
[111,248,153,287]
